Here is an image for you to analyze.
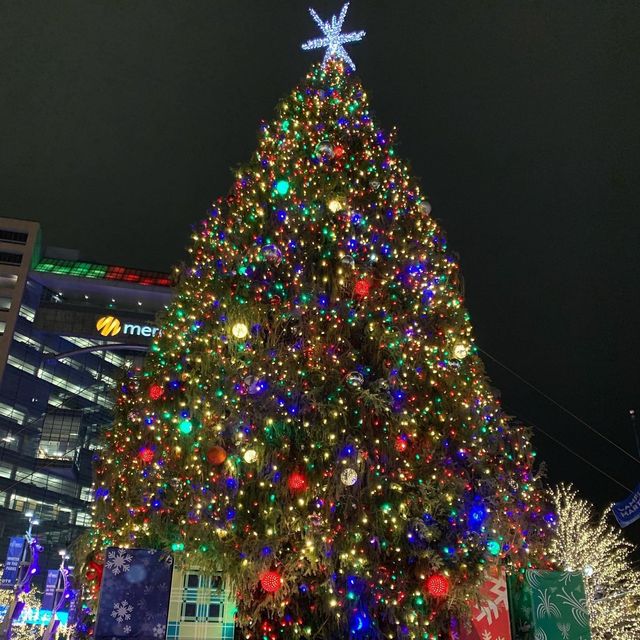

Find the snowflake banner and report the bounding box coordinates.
[95,548,173,640]
[459,573,512,640]
[506,570,592,640]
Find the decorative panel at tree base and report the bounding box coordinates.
[95,548,173,640]
[507,570,591,640]
[459,572,512,640]
[166,568,236,640]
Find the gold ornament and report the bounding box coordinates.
[452,343,468,360]
[232,322,249,339]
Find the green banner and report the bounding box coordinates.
[507,570,591,640]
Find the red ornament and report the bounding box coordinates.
[86,559,104,593]
[139,447,154,464]
[287,471,307,491]
[206,446,227,466]
[148,384,164,400]
[426,574,450,598]
[394,435,408,452]
[334,145,345,158]
[260,570,282,593]
[354,278,372,298]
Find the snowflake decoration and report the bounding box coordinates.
[475,576,508,625]
[122,626,132,635]
[111,600,134,623]
[106,549,133,575]
[153,623,166,639]
[301,3,366,71]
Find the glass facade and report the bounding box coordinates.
[0,220,173,579]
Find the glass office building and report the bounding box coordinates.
[0,216,174,576]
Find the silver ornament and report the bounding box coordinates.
[314,141,334,159]
[346,371,365,388]
[261,244,283,264]
[244,375,264,395]
[340,467,358,486]
[418,201,432,215]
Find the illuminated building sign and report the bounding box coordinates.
[34,306,160,344]
[95,316,160,339]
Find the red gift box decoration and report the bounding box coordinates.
[459,573,512,640]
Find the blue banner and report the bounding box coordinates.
[94,548,173,640]
[42,569,60,610]
[67,590,78,626]
[0,536,25,589]
[612,484,640,527]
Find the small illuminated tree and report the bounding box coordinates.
[549,485,640,640]
[0,571,41,640]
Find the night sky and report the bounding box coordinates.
[1,1,640,534]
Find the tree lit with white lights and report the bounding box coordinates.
[549,485,640,640]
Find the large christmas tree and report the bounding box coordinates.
[88,6,549,639]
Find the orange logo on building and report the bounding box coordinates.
[96,315,121,337]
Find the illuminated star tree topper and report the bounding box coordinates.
[301,3,366,71]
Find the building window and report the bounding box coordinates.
[13,332,42,350]
[8,354,36,374]
[18,305,35,321]
[75,512,92,526]
[37,411,81,460]
[0,463,13,479]
[0,274,18,288]
[0,431,19,451]
[0,297,11,311]
[0,401,26,425]
[0,230,28,245]
[0,251,22,266]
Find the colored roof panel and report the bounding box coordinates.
[33,258,172,287]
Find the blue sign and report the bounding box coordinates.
[95,548,173,640]
[612,483,640,527]
[0,537,25,589]
[42,569,60,610]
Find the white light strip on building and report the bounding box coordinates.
[18,305,35,322]
[6,355,115,410]
[0,400,27,425]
